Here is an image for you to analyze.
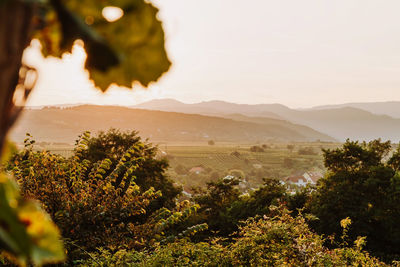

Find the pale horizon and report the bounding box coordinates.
[23,0,400,109]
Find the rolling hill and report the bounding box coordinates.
[10,105,334,144]
[135,99,400,142]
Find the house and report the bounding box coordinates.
[284,171,323,187]
[223,175,235,181]
[285,175,309,187]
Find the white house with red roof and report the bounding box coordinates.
[284,171,323,187]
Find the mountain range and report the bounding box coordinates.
[10,105,334,144]
[311,101,400,118]
[11,99,400,143]
[133,99,400,142]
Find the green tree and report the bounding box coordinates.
[192,178,286,238]
[308,139,400,261]
[8,134,199,263]
[79,129,181,210]
[192,177,242,237]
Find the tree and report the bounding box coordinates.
[192,178,286,238]
[287,144,295,152]
[307,139,400,261]
[192,177,242,237]
[79,129,181,210]
[8,134,199,263]
[0,0,170,264]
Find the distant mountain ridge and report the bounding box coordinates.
[10,105,334,144]
[134,99,285,119]
[311,101,400,118]
[134,99,400,142]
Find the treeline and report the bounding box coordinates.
[2,129,400,265]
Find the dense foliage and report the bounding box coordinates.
[191,177,293,239]
[3,135,400,265]
[6,131,201,263]
[307,139,400,261]
[80,207,386,266]
[78,129,181,210]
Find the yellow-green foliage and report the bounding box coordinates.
[0,174,65,266]
[0,140,64,266]
[80,207,387,267]
[8,134,203,264]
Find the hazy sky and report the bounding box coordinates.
[24,0,400,108]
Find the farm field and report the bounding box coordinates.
[161,141,341,192]
[32,140,341,192]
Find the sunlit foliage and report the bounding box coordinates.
[8,132,201,263]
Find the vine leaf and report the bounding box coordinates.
[34,0,171,91]
[0,174,65,266]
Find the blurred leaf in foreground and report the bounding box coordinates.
[35,0,171,91]
[0,173,65,266]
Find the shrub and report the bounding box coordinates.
[80,207,387,267]
[228,207,386,266]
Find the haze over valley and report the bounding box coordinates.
[13,99,400,144]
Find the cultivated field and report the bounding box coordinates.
[32,140,341,192]
[161,141,341,191]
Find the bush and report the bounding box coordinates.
[80,207,386,267]
[228,207,385,266]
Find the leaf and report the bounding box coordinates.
[0,174,65,266]
[0,141,17,166]
[35,0,171,91]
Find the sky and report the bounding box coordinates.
[24,0,400,108]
